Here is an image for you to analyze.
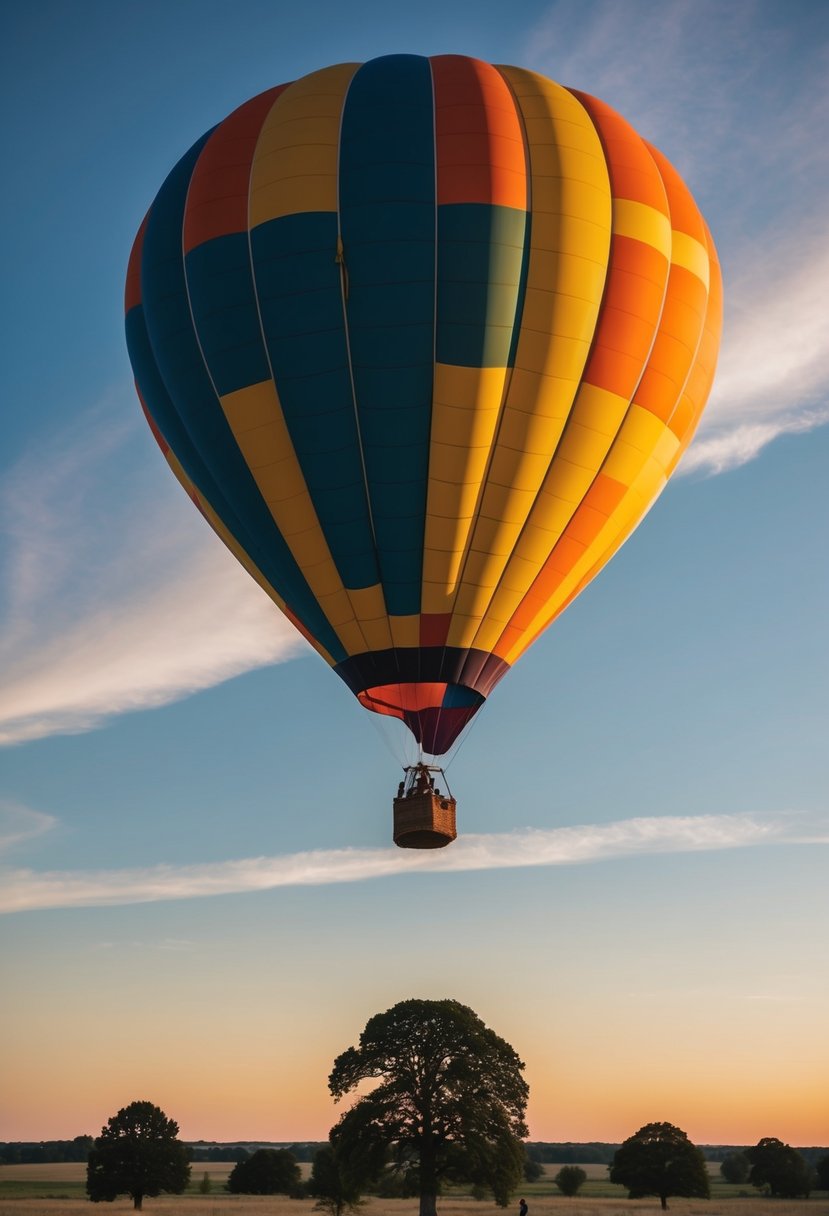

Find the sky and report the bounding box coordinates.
[1,0,828,1151]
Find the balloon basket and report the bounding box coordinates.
[393,764,457,849]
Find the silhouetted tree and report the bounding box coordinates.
[227,1148,301,1194]
[720,1151,750,1184]
[309,1144,365,1216]
[554,1165,587,1196]
[329,998,528,1216]
[86,1101,190,1210]
[609,1122,709,1210]
[748,1138,812,1197]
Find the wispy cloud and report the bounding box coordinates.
[524,0,829,474]
[680,226,829,474]
[2,811,822,913]
[525,0,829,204]
[0,801,57,853]
[0,401,305,746]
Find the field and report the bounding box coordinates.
[0,1163,826,1216]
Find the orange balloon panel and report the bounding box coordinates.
[126,55,721,754]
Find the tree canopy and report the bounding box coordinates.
[748,1138,813,1197]
[553,1165,587,1196]
[720,1151,750,1184]
[609,1122,710,1210]
[309,1143,365,1216]
[86,1101,190,1211]
[328,998,528,1216]
[227,1148,301,1194]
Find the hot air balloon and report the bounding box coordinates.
[125,54,722,849]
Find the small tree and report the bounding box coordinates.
[554,1165,587,1196]
[199,1171,212,1193]
[309,1144,365,1216]
[523,1159,544,1183]
[86,1100,190,1211]
[748,1138,812,1198]
[720,1151,750,1184]
[329,998,529,1216]
[227,1147,301,1194]
[609,1122,710,1210]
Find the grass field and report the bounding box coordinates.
[0,1163,826,1216]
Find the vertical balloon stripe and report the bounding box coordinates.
[645,143,717,443]
[183,85,289,253]
[249,63,358,224]
[629,146,710,429]
[338,54,436,618]
[181,87,288,398]
[432,54,530,367]
[569,90,672,400]
[495,137,716,666]
[557,244,719,626]
[138,136,346,662]
[128,306,337,666]
[181,79,379,659]
[216,380,376,657]
[137,392,336,665]
[420,56,530,630]
[666,219,722,471]
[248,66,387,630]
[479,89,672,658]
[127,268,253,567]
[431,55,527,208]
[128,139,259,559]
[443,66,611,651]
[184,237,272,396]
[435,206,529,369]
[421,363,511,623]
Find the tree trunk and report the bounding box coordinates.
[660,1197,668,1211]
[133,1196,143,1211]
[418,1119,439,1216]
[419,1194,437,1216]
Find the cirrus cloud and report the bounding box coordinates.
[2,810,824,914]
[0,401,305,746]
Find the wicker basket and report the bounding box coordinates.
[393,792,457,849]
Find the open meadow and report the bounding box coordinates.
[0,1163,827,1216]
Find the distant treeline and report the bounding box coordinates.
[187,1141,327,1163]
[0,1137,93,1164]
[3,1138,827,1167]
[525,1144,829,1168]
[526,1142,619,1164]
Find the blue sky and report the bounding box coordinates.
[1,0,828,1146]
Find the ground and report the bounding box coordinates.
[0,1162,827,1216]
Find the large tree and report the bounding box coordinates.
[748,1138,813,1197]
[328,998,528,1216]
[609,1122,710,1210]
[86,1100,190,1210]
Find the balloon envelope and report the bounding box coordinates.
[126,54,721,755]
